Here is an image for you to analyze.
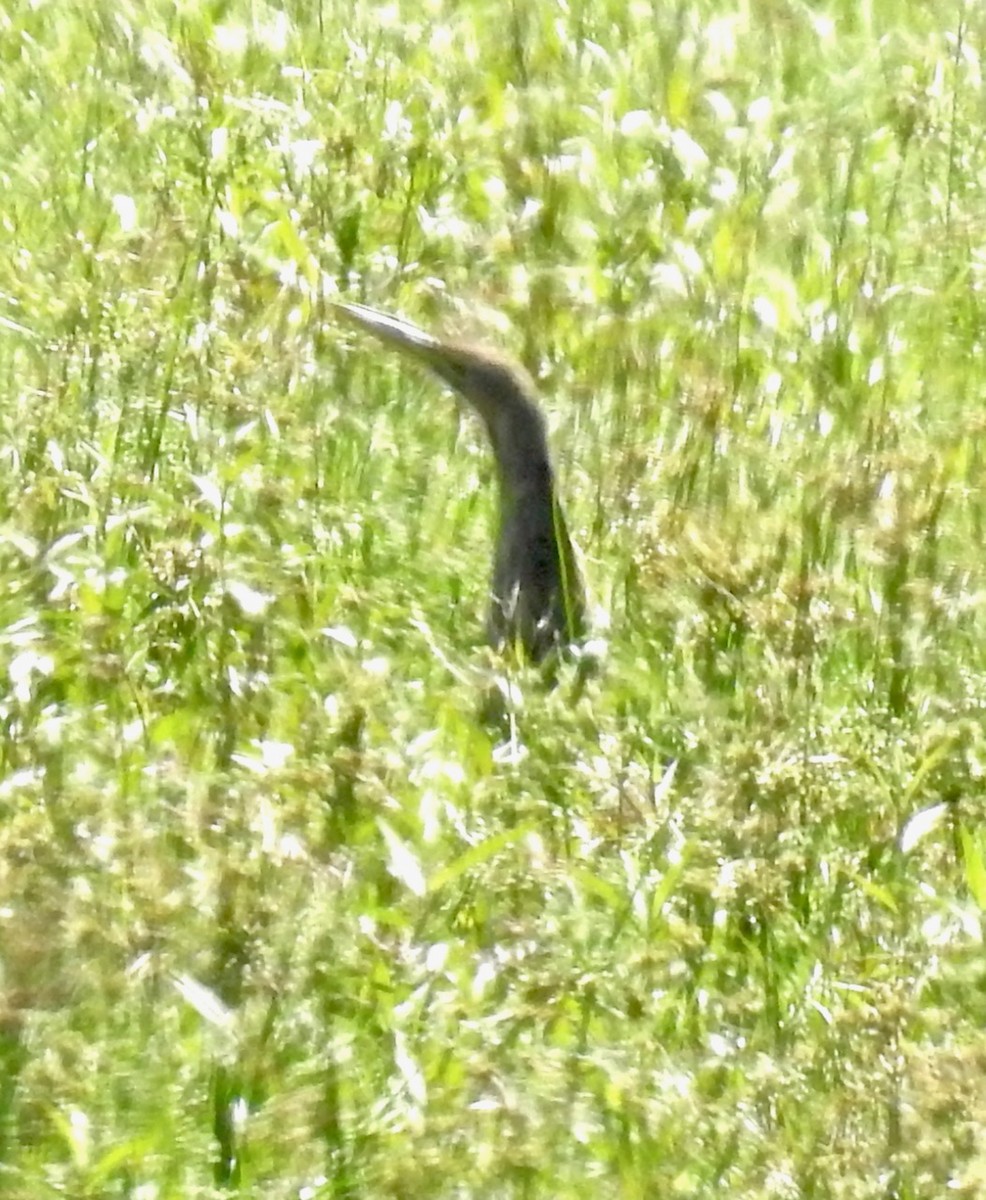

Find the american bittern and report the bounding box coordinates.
[336,302,584,661]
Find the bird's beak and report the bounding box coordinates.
[334,303,453,376]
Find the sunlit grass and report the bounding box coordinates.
[1,1,985,1196]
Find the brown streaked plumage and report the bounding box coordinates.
[335,302,584,660]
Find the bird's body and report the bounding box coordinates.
[336,302,584,660]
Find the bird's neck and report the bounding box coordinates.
[486,402,554,501]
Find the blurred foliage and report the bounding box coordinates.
[1,0,985,1196]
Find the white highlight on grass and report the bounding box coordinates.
[111,193,137,232]
[747,96,773,125]
[191,474,223,513]
[379,820,427,897]
[618,110,653,137]
[900,802,949,853]
[9,649,54,704]
[321,625,358,649]
[172,973,235,1031]
[393,1029,427,1106]
[225,578,272,617]
[670,128,709,177]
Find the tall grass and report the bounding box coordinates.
[1,1,984,1196]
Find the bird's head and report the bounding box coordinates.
[335,303,549,476]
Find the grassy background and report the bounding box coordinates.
[2,0,986,1195]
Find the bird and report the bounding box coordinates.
[335,302,584,662]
